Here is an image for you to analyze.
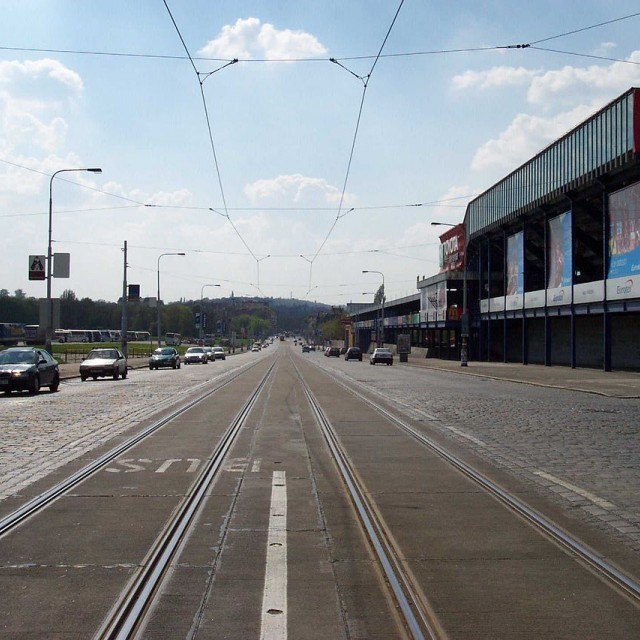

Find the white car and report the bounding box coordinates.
[212,346,226,360]
[184,347,208,364]
[80,348,128,380]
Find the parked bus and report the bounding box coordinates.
[165,332,181,346]
[127,330,151,342]
[0,322,26,347]
[24,324,41,345]
[54,329,72,343]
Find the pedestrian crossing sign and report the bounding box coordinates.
[29,255,46,281]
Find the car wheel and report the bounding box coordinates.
[93,375,98,381]
[149,365,154,370]
[113,370,119,380]
[49,374,60,392]
[172,362,177,369]
[122,369,127,379]
[177,362,181,369]
[81,374,87,381]
[29,375,40,394]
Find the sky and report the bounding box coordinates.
[2,1,640,308]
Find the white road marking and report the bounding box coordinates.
[260,470,287,640]
[155,458,181,473]
[252,459,262,473]
[533,470,616,509]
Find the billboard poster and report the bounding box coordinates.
[607,182,640,280]
[506,231,523,296]
[425,282,446,322]
[547,211,572,289]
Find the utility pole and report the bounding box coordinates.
[121,241,128,358]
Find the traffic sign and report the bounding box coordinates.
[29,255,46,281]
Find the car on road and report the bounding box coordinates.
[301,345,310,353]
[324,347,340,357]
[184,347,208,364]
[0,346,60,394]
[149,347,181,370]
[212,346,226,360]
[251,344,260,352]
[370,347,393,366]
[344,347,362,361]
[80,348,127,381]
[202,346,215,362]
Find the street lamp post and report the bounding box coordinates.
[362,270,385,347]
[157,252,185,346]
[200,283,220,340]
[431,221,467,366]
[46,167,102,353]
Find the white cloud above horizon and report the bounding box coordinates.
[198,17,327,60]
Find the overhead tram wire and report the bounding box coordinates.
[5,10,640,64]
[162,0,257,264]
[308,0,405,280]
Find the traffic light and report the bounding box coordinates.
[194,312,201,329]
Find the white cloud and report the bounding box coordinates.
[198,17,327,60]
[452,66,539,91]
[0,59,83,93]
[527,51,640,105]
[471,104,596,172]
[244,174,354,207]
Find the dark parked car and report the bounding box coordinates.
[344,347,362,361]
[0,347,60,394]
[301,345,310,353]
[370,347,393,365]
[149,347,181,370]
[324,347,340,357]
[80,348,127,381]
[184,347,208,364]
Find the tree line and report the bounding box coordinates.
[0,289,346,341]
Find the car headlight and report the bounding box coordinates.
[13,370,27,377]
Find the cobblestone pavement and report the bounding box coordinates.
[308,350,640,553]
[3,345,639,556]
[0,351,263,501]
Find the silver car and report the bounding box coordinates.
[212,346,226,360]
[369,347,393,366]
[184,347,208,364]
[80,348,128,380]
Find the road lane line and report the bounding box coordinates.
[533,470,616,509]
[260,470,287,640]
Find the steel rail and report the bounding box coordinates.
[319,364,640,605]
[295,363,441,640]
[0,359,264,539]
[94,360,277,640]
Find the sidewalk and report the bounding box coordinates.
[404,354,640,399]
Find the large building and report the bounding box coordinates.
[349,87,640,371]
[466,87,640,371]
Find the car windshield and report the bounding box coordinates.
[154,348,175,356]
[0,350,37,365]
[187,348,203,353]
[87,349,118,359]
[376,349,391,354]
[213,347,223,352]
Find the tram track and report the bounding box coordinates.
[0,359,265,539]
[93,360,277,639]
[293,357,442,640]
[307,356,640,606]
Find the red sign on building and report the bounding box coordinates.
[438,224,465,272]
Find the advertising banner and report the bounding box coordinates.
[607,182,640,284]
[425,282,446,322]
[506,231,524,296]
[547,211,572,289]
